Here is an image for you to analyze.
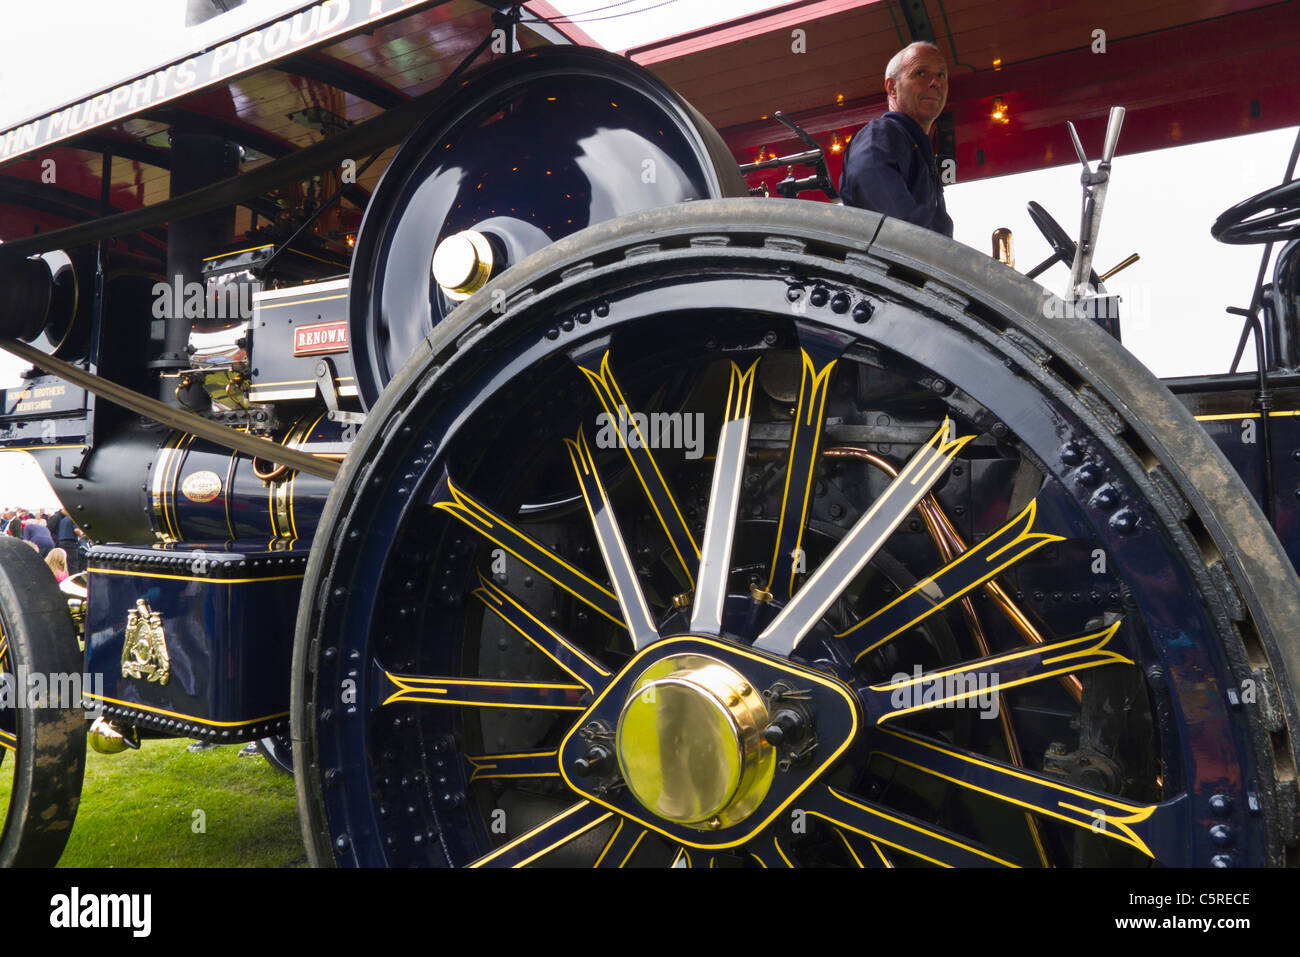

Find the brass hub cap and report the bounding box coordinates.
[616,654,775,829]
[431,229,494,300]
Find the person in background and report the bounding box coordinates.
[45,547,69,583]
[75,526,90,573]
[55,512,81,573]
[23,517,55,558]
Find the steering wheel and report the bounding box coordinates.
[1025,200,1100,287]
[1212,178,1300,245]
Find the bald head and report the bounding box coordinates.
[883,42,949,133]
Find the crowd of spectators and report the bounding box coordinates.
[1,506,86,579]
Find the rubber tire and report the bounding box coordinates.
[294,198,1300,866]
[0,535,86,866]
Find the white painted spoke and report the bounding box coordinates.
[754,420,974,656]
[690,360,759,635]
[566,428,660,649]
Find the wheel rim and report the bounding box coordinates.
[297,200,1295,867]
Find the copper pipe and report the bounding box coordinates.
[821,446,1082,702]
[224,374,252,412]
[252,458,288,482]
[910,479,1052,867]
[823,445,1054,865]
[920,481,1083,702]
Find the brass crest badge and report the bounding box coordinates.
[121,599,170,685]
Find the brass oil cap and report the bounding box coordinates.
[431,229,494,301]
[616,654,775,829]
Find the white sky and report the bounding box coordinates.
[0,0,309,130]
[948,126,1295,380]
[0,0,1295,508]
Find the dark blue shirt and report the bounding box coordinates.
[839,111,953,237]
[55,514,78,544]
[22,521,54,555]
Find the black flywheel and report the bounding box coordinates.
[294,200,1300,867]
[347,46,745,407]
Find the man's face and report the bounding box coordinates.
[886,47,949,132]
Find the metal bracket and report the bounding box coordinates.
[314,358,366,426]
[54,445,91,479]
[897,0,937,42]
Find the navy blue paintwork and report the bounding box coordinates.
[84,543,306,740]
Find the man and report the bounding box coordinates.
[54,511,82,573]
[840,41,953,237]
[22,516,55,558]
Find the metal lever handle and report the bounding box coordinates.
[1099,253,1139,282]
[773,110,822,153]
[1067,121,1089,169]
[1066,105,1127,300]
[1101,106,1126,165]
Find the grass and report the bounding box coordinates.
[7,737,306,867]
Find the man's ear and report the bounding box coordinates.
[884,75,897,102]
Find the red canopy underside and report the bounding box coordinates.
[628,0,1300,192]
[1,0,1295,243]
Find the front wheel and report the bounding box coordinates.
[294,200,1300,867]
[0,536,86,865]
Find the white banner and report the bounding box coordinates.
[0,0,432,165]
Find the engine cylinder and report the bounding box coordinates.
[149,411,344,545]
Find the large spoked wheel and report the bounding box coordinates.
[0,536,86,866]
[295,200,1300,867]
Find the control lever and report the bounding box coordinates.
[774,110,823,155]
[314,357,366,427]
[1066,106,1125,300]
[740,111,840,200]
[1099,253,1140,282]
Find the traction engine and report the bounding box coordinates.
[0,40,1296,870]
